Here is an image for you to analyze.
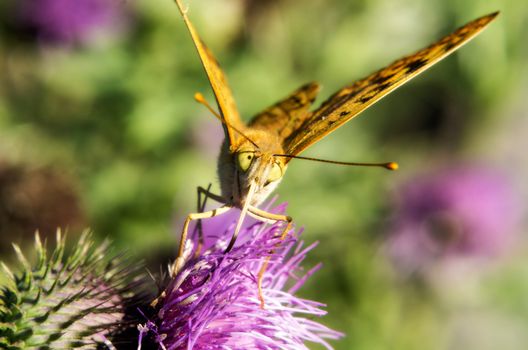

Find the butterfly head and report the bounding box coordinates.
[218,130,288,207]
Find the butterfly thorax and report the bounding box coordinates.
[217,128,288,208]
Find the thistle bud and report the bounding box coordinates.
[0,231,147,349]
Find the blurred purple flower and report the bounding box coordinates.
[385,166,521,273]
[142,202,343,349]
[191,117,225,159]
[19,0,129,46]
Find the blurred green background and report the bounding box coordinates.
[1,0,527,349]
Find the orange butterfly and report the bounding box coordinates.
[170,0,498,305]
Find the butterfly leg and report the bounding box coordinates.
[196,185,226,204]
[171,205,232,277]
[193,184,213,256]
[192,185,228,257]
[248,206,292,309]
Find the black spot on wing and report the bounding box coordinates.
[359,95,373,104]
[371,73,395,85]
[291,95,302,105]
[405,58,428,73]
[348,86,367,100]
[375,82,391,93]
[315,86,369,121]
[318,91,355,116]
[340,111,351,117]
[442,39,460,53]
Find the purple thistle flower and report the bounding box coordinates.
[143,202,343,349]
[385,165,522,273]
[19,0,129,46]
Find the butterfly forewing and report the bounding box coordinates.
[284,12,499,157]
[174,0,243,146]
[249,82,321,141]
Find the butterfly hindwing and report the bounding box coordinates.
[249,82,321,142]
[284,12,499,158]
[175,0,243,146]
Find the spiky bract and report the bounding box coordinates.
[0,231,145,349]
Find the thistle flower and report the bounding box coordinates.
[143,203,343,349]
[385,166,521,274]
[18,0,129,46]
[0,231,147,349]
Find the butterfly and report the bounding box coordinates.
[170,0,498,304]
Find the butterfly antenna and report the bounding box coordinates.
[194,92,260,149]
[274,154,398,170]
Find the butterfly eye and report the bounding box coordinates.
[238,152,254,172]
[267,162,283,183]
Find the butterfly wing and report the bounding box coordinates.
[175,0,243,146]
[248,82,321,141]
[284,12,499,158]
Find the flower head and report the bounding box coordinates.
[19,0,129,46]
[385,165,521,273]
[146,202,343,349]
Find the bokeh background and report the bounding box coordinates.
[1,0,527,349]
